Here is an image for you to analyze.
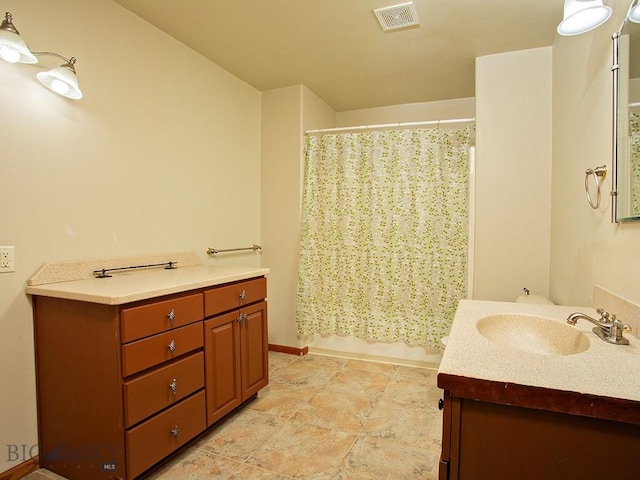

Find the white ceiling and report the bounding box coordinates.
[112,0,564,112]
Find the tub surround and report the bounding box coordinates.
[438,299,640,479]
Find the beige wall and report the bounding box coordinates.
[0,0,261,474]
[550,0,640,307]
[260,86,335,348]
[474,47,553,302]
[4,0,640,475]
[336,97,475,127]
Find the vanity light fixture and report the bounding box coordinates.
[557,0,613,36]
[629,0,640,23]
[0,12,83,99]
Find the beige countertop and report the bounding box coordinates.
[25,264,270,305]
[438,300,640,408]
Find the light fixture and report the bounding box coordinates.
[629,0,640,23]
[0,12,36,63]
[35,54,83,99]
[0,11,83,99]
[557,0,613,36]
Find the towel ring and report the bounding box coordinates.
[584,165,607,209]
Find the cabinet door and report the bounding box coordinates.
[239,301,269,400]
[204,311,242,426]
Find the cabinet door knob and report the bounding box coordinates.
[237,312,247,323]
[239,290,246,301]
[169,379,178,395]
[167,309,175,323]
[168,339,176,354]
[171,426,179,438]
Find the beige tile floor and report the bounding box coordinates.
[23,351,443,480]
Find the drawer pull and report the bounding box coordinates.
[169,378,178,395]
[239,290,246,301]
[168,339,176,354]
[167,308,175,323]
[171,426,179,438]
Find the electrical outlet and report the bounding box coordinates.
[0,246,15,273]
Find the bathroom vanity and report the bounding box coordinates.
[26,255,269,480]
[437,300,640,480]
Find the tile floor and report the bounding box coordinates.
[23,351,443,480]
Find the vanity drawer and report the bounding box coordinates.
[204,277,266,317]
[126,390,206,479]
[121,293,203,343]
[123,352,204,427]
[122,323,203,377]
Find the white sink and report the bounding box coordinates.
[476,313,590,356]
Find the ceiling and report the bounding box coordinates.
[112,0,564,112]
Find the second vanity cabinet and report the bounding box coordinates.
[31,272,268,480]
[437,300,640,480]
[438,380,640,480]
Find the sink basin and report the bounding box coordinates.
[476,313,590,356]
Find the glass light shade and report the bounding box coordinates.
[0,29,37,63]
[557,0,612,36]
[629,3,640,23]
[36,66,83,99]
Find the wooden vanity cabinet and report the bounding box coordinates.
[203,277,268,425]
[438,379,640,480]
[33,291,206,480]
[32,275,268,480]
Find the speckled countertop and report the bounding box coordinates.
[438,299,640,421]
[26,261,270,305]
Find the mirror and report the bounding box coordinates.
[614,5,640,222]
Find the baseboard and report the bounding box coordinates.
[0,456,39,480]
[268,343,308,356]
[308,347,440,369]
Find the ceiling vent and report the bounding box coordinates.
[373,2,420,31]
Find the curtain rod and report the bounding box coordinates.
[305,117,476,135]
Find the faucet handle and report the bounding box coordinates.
[596,308,610,320]
[612,315,632,333]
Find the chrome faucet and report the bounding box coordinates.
[567,308,632,345]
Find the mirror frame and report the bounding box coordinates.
[613,6,640,223]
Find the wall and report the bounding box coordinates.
[550,0,640,308]
[336,97,475,127]
[474,47,553,302]
[0,0,261,474]
[260,85,335,349]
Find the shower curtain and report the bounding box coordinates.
[631,112,639,216]
[296,126,472,348]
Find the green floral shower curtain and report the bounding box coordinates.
[631,112,639,216]
[296,127,472,348]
